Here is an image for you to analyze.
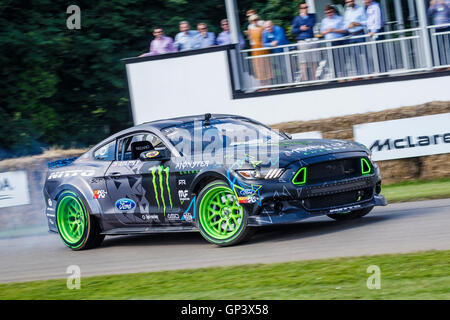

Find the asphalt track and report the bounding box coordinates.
[1,198,449,283]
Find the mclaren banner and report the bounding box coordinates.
[353,113,450,161]
[0,171,31,208]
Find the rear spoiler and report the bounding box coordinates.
[47,157,78,169]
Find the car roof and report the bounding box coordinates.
[136,113,251,130]
[91,114,257,151]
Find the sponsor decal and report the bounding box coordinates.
[0,171,30,208]
[150,165,173,215]
[182,212,193,222]
[354,113,450,161]
[181,197,196,222]
[178,189,190,201]
[174,160,209,170]
[238,188,256,196]
[110,160,138,167]
[238,196,257,204]
[115,198,136,211]
[329,204,361,213]
[167,213,180,220]
[47,198,53,207]
[48,170,95,180]
[141,214,159,221]
[145,150,160,158]
[93,189,107,199]
[178,179,186,185]
[284,142,352,157]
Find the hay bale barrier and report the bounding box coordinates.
[272,101,450,184]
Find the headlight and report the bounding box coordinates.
[235,168,285,180]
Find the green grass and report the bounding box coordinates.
[382,178,450,203]
[1,250,449,300]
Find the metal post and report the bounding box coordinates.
[224,0,244,91]
[224,0,240,44]
[407,0,417,27]
[416,0,433,69]
[394,0,410,69]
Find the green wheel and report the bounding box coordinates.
[327,206,374,221]
[196,181,254,246]
[55,190,104,250]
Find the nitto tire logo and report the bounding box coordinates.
[370,133,450,151]
[48,170,95,180]
[115,198,136,211]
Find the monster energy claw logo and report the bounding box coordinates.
[150,166,173,215]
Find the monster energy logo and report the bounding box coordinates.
[150,166,173,215]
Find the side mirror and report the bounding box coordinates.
[140,149,171,162]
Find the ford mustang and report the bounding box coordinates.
[43,114,387,250]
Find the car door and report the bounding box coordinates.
[105,131,181,226]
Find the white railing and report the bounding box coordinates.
[239,26,449,91]
[429,23,450,68]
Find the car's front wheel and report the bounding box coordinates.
[55,190,104,250]
[327,206,374,221]
[196,181,254,246]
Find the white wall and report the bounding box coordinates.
[126,50,450,126]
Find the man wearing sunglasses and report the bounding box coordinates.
[193,23,216,49]
[216,19,246,49]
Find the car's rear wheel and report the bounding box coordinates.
[196,181,254,246]
[55,190,104,250]
[327,206,374,221]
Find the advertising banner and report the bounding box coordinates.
[0,171,31,208]
[353,113,450,161]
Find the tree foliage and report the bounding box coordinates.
[0,0,306,159]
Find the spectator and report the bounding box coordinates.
[428,0,450,31]
[364,0,384,37]
[216,19,246,49]
[139,27,177,57]
[248,14,273,89]
[193,23,216,49]
[246,9,265,29]
[291,2,319,81]
[262,21,289,53]
[320,5,347,78]
[344,0,367,77]
[291,2,316,41]
[174,21,199,51]
[320,5,347,41]
[344,0,367,41]
[365,0,386,72]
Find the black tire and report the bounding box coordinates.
[327,206,374,221]
[196,181,254,247]
[55,190,104,250]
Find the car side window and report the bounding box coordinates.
[117,133,167,161]
[94,141,116,161]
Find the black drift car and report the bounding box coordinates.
[43,114,386,250]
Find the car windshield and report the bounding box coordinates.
[161,118,286,156]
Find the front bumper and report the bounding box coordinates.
[243,173,387,227]
[248,194,386,226]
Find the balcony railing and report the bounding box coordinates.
[239,24,450,92]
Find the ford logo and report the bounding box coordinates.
[115,198,136,211]
[239,189,255,196]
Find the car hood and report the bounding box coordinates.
[232,139,369,168]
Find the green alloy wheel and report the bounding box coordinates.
[55,190,104,250]
[196,181,254,246]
